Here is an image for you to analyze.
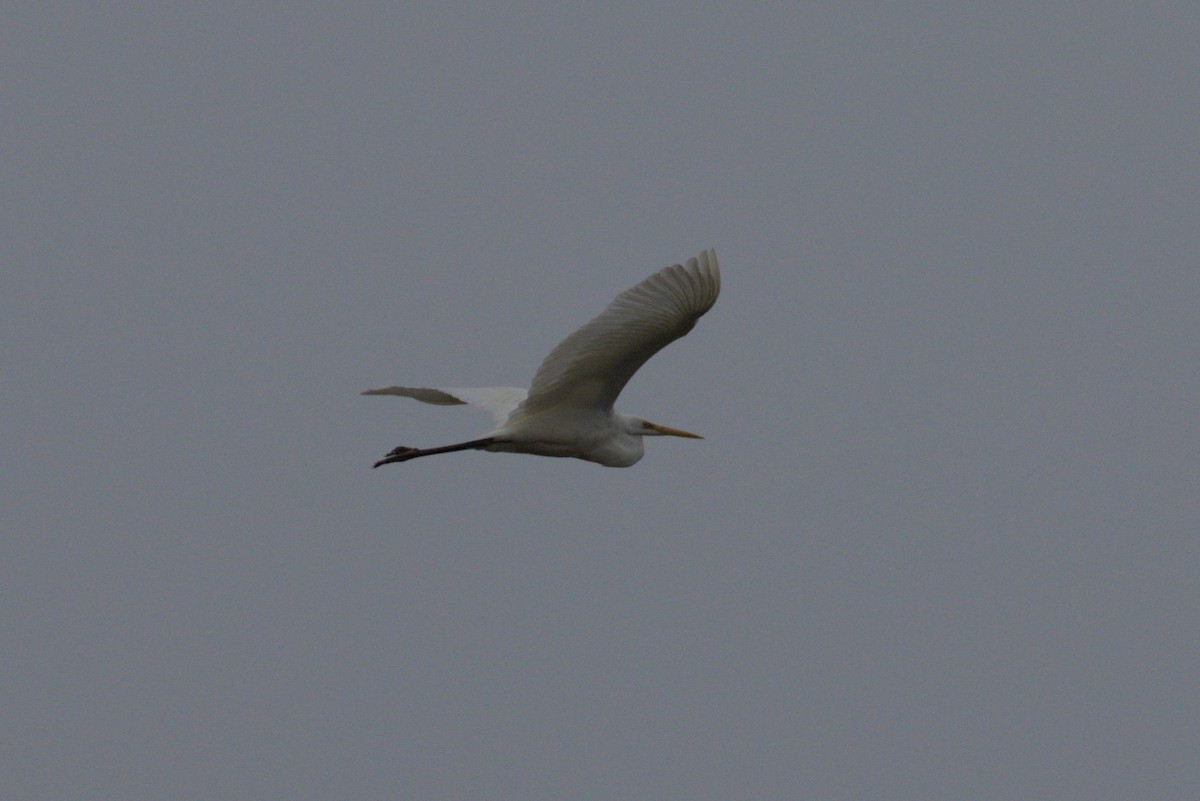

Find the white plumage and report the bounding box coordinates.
[364,249,720,467]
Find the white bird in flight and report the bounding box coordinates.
[365,249,720,468]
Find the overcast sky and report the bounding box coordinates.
[5,4,1198,800]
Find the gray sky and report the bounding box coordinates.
[5,4,1197,799]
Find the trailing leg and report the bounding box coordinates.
[372,437,499,468]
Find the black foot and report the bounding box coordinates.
[373,446,419,468]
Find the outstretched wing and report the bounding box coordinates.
[514,250,720,418]
[361,386,527,427]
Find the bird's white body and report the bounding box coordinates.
[490,408,651,467]
[365,250,720,468]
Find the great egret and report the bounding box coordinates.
[365,249,720,468]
